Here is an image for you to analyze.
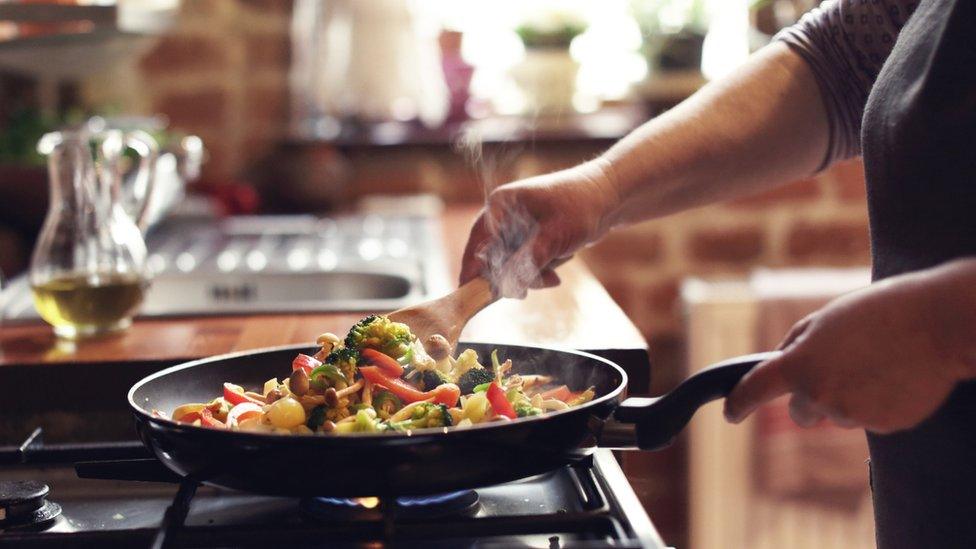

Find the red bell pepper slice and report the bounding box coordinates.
[199,407,226,429]
[429,384,461,407]
[177,411,202,424]
[292,353,321,374]
[223,383,264,406]
[359,366,460,406]
[360,348,404,377]
[539,385,572,402]
[487,382,516,419]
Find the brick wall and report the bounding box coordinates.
[84,0,292,182]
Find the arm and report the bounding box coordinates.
[725,258,976,433]
[462,44,831,295]
[599,42,829,226]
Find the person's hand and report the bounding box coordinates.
[724,272,973,434]
[460,160,620,298]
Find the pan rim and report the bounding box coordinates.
[128,341,628,440]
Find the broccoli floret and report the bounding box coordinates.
[352,408,381,433]
[344,315,414,359]
[324,346,360,383]
[384,402,453,431]
[453,349,483,377]
[411,402,453,428]
[307,405,327,430]
[457,367,495,395]
[417,369,453,391]
[514,401,543,418]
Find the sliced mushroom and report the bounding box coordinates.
[324,387,340,407]
[424,334,451,361]
[289,368,310,397]
[265,388,283,403]
[315,333,341,356]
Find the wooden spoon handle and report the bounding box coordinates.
[388,277,499,348]
[453,277,497,323]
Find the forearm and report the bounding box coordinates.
[596,42,829,226]
[915,258,976,380]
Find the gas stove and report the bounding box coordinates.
[0,432,667,548]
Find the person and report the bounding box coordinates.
[459,1,976,547]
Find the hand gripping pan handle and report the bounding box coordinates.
[600,351,782,450]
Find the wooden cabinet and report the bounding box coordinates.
[681,270,876,549]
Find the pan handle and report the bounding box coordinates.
[601,351,781,450]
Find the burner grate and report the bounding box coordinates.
[0,430,664,548]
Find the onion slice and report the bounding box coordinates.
[226,402,264,427]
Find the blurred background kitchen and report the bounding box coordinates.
[0,0,875,547]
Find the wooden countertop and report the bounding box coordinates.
[0,206,647,372]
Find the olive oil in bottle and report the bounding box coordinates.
[31,274,148,338]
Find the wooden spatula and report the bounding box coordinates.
[388,277,497,351]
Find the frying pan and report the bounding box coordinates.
[128,342,778,497]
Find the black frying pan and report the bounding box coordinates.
[128,342,778,497]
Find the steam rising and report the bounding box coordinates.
[455,126,542,297]
[502,344,616,399]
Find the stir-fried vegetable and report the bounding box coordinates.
[309,363,347,389]
[359,366,461,406]
[386,402,452,431]
[361,348,404,377]
[345,315,413,359]
[486,382,516,419]
[418,368,453,391]
[169,314,597,435]
[223,383,263,406]
[457,367,495,395]
[372,390,403,419]
[227,402,263,426]
[292,354,320,374]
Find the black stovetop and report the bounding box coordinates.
[0,434,666,549]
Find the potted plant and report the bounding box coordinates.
[510,8,588,115]
[632,0,709,74]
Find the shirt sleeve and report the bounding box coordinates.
[775,0,916,168]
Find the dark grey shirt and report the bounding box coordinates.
[776,0,917,167]
[783,2,976,548]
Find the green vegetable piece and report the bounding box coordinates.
[373,390,403,419]
[306,405,327,430]
[384,402,452,430]
[397,346,414,367]
[473,382,491,393]
[515,401,543,418]
[413,402,453,428]
[353,408,380,433]
[457,367,495,395]
[418,369,452,391]
[324,346,360,367]
[309,363,348,388]
[344,315,414,359]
